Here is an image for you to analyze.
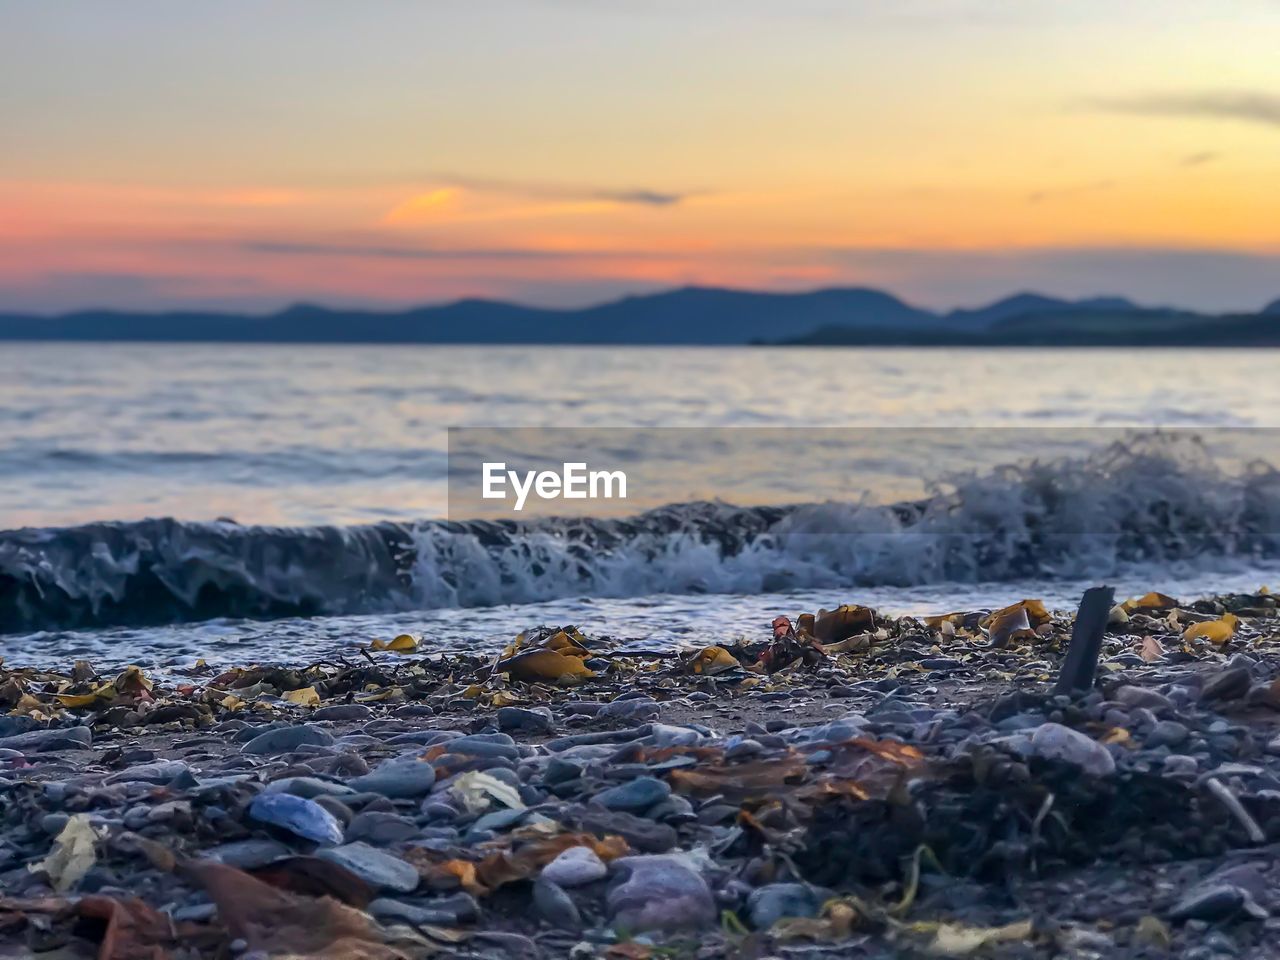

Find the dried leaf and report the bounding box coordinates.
[927,919,1034,955]
[1183,613,1239,644]
[30,814,101,892]
[1138,635,1164,663]
[500,649,595,684]
[451,770,525,813]
[283,686,321,707]
[686,646,740,676]
[181,859,408,959]
[370,634,419,653]
[813,605,876,643]
[1123,591,1178,612]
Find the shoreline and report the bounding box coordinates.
[2,592,1280,958]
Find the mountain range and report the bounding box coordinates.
[2,287,1279,346]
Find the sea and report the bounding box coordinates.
[2,342,1278,671]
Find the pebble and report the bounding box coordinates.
[1146,720,1190,749]
[607,854,716,932]
[747,883,823,930]
[1201,668,1252,703]
[311,704,372,721]
[533,878,582,931]
[1029,722,1116,776]
[265,776,355,799]
[0,726,92,752]
[104,760,190,785]
[540,846,608,887]
[345,811,421,846]
[349,760,437,798]
[594,776,671,813]
[497,707,555,733]
[316,842,420,893]
[241,725,334,756]
[247,792,344,845]
[206,839,292,869]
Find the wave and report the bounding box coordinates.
[3,433,1279,633]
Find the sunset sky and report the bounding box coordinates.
[3,0,1279,313]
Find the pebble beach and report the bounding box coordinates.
[3,590,1280,958]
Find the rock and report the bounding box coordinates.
[747,883,823,931]
[1200,668,1252,703]
[1112,686,1174,710]
[368,895,476,927]
[436,734,518,760]
[1145,720,1189,749]
[265,776,355,799]
[594,777,670,813]
[1170,883,1268,922]
[0,725,92,752]
[317,842,419,893]
[608,854,715,932]
[346,811,421,846]
[349,760,437,799]
[311,704,372,721]
[600,698,661,723]
[540,846,608,887]
[544,757,583,785]
[206,839,292,869]
[497,707,555,734]
[533,878,582,931]
[241,725,334,756]
[1029,722,1115,776]
[104,760,189,785]
[645,724,703,747]
[577,810,677,853]
[1163,755,1199,778]
[247,792,344,845]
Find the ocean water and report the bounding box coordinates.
[2,342,1279,669]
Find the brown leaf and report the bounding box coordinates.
[180,859,408,959]
[812,605,876,643]
[669,754,808,799]
[78,895,213,960]
[1138,635,1164,663]
[250,856,375,907]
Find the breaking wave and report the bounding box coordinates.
[3,434,1279,633]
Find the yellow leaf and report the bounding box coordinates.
[283,686,320,707]
[29,814,101,892]
[686,646,740,675]
[1102,727,1130,745]
[1122,591,1178,612]
[981,599,1049,630]
[220,695,246,710]
[1183,613,1239,645]
[370,634,419,653]
[928,919,1033,955]
[56,684,117,708]
[500,649,595,684]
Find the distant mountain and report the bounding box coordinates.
[0,285,937,345]
[1,285,1278,346]
[945,292,1140,328]
[1263,298,1280,316]
[778,307,1280,347]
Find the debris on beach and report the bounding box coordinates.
[1,588,1279,957]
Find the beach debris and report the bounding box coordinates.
[1184,613,1239,644]
[1053,585,1114,694]
[29,814,102,892]
[451,770,525,813]
[369,633,419,653]
[921,918,1034,955]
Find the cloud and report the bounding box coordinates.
[242,240,639,261]
[594,189,685,207]
[1085,90,1280,130]
[1179,151,1219,167]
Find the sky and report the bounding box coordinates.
[2,0,1279,313]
